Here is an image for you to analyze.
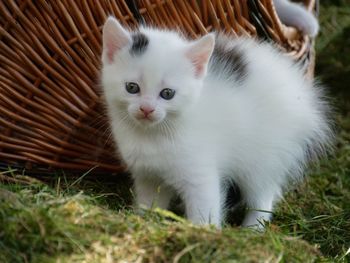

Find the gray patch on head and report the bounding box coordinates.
[130,32,149,56]
[209,37,247,82]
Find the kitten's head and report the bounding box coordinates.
[101,17,214,129]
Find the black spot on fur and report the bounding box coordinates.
[130,32,149,56]
[210,41,247,82]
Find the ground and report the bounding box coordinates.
[0,2,349,262]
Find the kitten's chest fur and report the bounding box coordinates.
[116,128,182,174]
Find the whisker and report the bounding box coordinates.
[103,130,113,147]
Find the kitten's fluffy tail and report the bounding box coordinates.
[304,83,335,168]
[273,0,319,37]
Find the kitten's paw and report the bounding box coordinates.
[241,210,272,231]
[241,219,266,232]
[274,0,319,37]
[284,10,319,37]
[297,11,319,37]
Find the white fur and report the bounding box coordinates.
[274,0,319,37]
[101,18,332,228]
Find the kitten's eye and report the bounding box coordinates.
[125,82,140,94]
[160,88,175,100]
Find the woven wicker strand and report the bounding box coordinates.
[0,0,316,174]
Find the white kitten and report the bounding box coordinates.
[274,0,319,37]
[101,17,332,228]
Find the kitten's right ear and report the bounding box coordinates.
[102,17,131,64]
[185,33,215,78]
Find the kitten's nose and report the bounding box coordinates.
[139,106,155,117]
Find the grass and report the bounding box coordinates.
[0,181,322,262]
[1,2,350,262]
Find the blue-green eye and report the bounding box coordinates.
[125,82,140,94]
[160,88,175,100]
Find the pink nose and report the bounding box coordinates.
[139,106,155,117]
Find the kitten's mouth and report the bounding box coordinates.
[136,115,154,121]
[134,114,159,126]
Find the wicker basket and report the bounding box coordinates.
[0,0,317,174]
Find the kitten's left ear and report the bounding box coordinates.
[102,16,131,64]
[185,33,215,78]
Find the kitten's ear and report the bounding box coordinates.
[185,33,215,78]
[102,17,131,64]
